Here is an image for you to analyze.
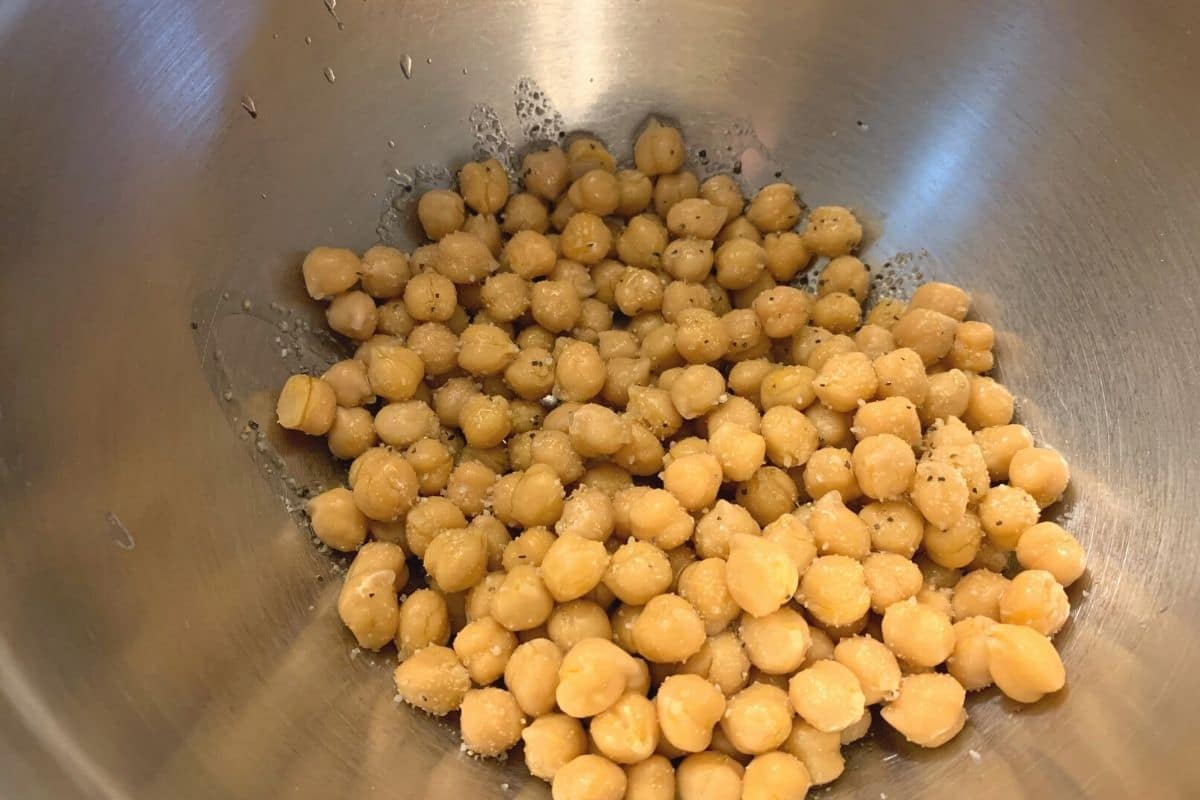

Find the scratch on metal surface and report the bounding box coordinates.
[105,512,136,551]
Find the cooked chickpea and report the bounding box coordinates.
[662,237,714,283]
[714,238,767,290]
[788,660,866,733]
[669,560,737,636]
[621,755,674,800]
[307,486,369,552]
[737,606,809,675]
[704,423,764,482]
[720,682,793,755]
[1009,446,1071,508]
[552,754,627,800]
[725,533,799,618]
[706,394,762,434]
[363,344,425,406]
[998,569,1070,636]
[810,291,862,334]
[783,720,843,785]
[402,496,466,557]
[669,308,726,364]
[961,375,1013,432]
[801,447,858,502]
[556,637,638,718]
[335,542,406,649]
[599,539,672,605]
[633,118,685,176]
[949,320,995,372]
[909,281,971,321]
[523,145,571,201]
[918,370,969,426]
[871,348,928,408]
[722,308,766,358]
[834,635,902,705]
[536,534,608,602]
[811,351,877,413]
[553,339,605,402]
[987,623,1066,703]
[301,246,360,300]
[661,452,722,512]
[522,713,586,782]
[881,598,955,667]
[559,212,612,265]
[371,400,435,449]
[487,564,554,632]
[977,484,1040,549]
[496,193,547,237]
[405,322,459,375]
[947,569,1008,621]
[736,466,800,527]
[665,197,726,240]
[396,588,451,658]
[545,599,612,651]
[861,552,922,614]
[351,447,418,522]
[322,359,376,408]
[453,616,517,685]
[632,593,706,663]
[423,526,487,592]
[323,290,377,341]
[971,425,1030,483]
[858,500,921,557]
[945,615,996,691]
[741,751,811,800]
[457,160,511,218]
[401,272,456,325]
[816,257,868,302]
[693,500,760,559]
[588,692,659,764]
[853,396,921,446]
[800,555,870,628]
[1016,522,1085,586]
[501,638,563,718]
[505,229,558,280]
[804,491,866,559]
[665,364,724,420]
[854,324,895,360]
[751,286,810,340]
[846,433,916,501]
[693,174,742,218]
[615,215,669,271]
[909,459,969,530]
[648,673,724,752]
[678,752,748,800]
[276,374,337,435]
[755,406,817,471]
[758,365,816,412]
[891,308,957,366]
[880,673,966,747]
[744,183,801,233]
[393,644,471,716]
[801,206,861,257]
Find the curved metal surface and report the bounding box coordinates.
[2,1,1200,798]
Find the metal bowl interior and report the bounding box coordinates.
[2,1,1199,798]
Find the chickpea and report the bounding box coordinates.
[321,291,377,342]
[374,300,414,339]
[544,600,610,652]
[587,692,659,764]
[880,673,966,747]
[858,501,920,557]
[401,272,456,326]
[393,644,471,716]
[947,569,1006,622]
[852,397,919,447]
[801,206,861,257]
[915,372,967,427]
[694,500,761,559]
[1009,447,1071,509]
[861,551,922,614]
[889,308,957,367]
[662,237,714,283]
[551,489,613,545]
[441,459,494,518]
[619,755,674,800]
[881,598,955,667]
[555,637,638,718]
[757,365,815,412]
[800,555,870,628]
[276,374,337,435]
[403,322,457,376]
[970,427,1029,485]
[816,257,868,303]
[908,281,970,322]
[723,358,770,401]
[977,484,1039,550]
[632,118,685,176]
[563,169,618,218]
[523,145,571,201]
[396,588,451,658]
[661,452,722,512]
[664,198,726,240]
[703,423,764,483]
[552,339,605,402]
[738,751,811,800]
[349,447,418,522]
[691,174,743,218]
[599,539,673,606]
[485,565,553,633]
[997,568,1070,636]
[869,349,927,409]
[631,593,706,663]
[949,320,994,372]
[908,459,968,531]
[809,351,876,413]
[783,720,843,785]
[961,375,1013,432]
[736,466,800,527]
[942,615,997,692]
[751,286,809,340]
[423,527,487,592]
[677,752,749,800]
[670,559,737,636]
[719,682,793,755]
[452,324,516,378]
[565,136,616,179]
[743,183,799,233]
[722,308,766,358]
[787,660,866,734]
[663,364,723,420]
[810,291,861,334]
[844,433,916,502]
[708,395,762,433]
[558,212,611,266]
[334,542,405,650]
[681,633,751,697]
[518,715,586,783]
[552,754,627,800]
[754,406,818,472]
[736,607,809,675]
[301,246,359,299]
[852,325,894,361]
[724,533,799,618]
[536,534,608,602]
[755,234,807,285]
[369,401,434,450]
[800,447,857,502]
[494,193,546,237]
[714,238,767,290]
[1015,522,1085,586]
[805,490,867,559]
[615,215,669,273]
[399,496,464,558]
[319,361,373,410]
[987,622,1066,703]
[304,487,368,553]
[451,616,516,685]
[834,635,901,706]
[650,673,726,752]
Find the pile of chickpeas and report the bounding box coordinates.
[277,118,1085,800]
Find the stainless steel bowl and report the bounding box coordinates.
[3,1,1199,797]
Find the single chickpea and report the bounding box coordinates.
[276,374,338,435]
[402,496,467,557]
[978,484,1040,549]
[810,292,862,334]
[632,593,706,663]
[564,168,619,217]
[465,571,506,622]
[401,272,456,324]
[500,231,555,281]
[924,508,984,569]
[662,452,723,512]
[556,637,638,718]
[630,487,696,548]
[974,423,1034,482]
[808,490,871,559]
[736,466,800,527]
[740,607,812,676]
[803,333,857,372]
[499,192,550,236]
[945,615,996,691]
[741,752,811,800]
[782,720,843,785]
[950,569,1010,621]
[301,246,360,300]
[987,623,1066,703]
[849,433,917,501]
[456,324,517,377]
[566,136,616,178]
[753,286,811,339]
[891,308,958,367]
[396,588,450,658]
[757,406,819,471]
[373,400,436,449]
[880,673,967,747]
[455,158,509,216]
[667,197,728,240]
[1009,447,1071,508]
[434,232,496,286]
[552,339,605,402]
[327,407,377,460]
[502,346,553,401]
[602,540,674,606]
[541,534,610,603]
[707,423,767,482]
[403,322,457,375]
[638,322,681,373]
[416,189,466,241]
[393,644,471,716]
[486,564,553,632]
[376,299,415,338]
[834,635,902,705]
[715,238,767,290]
[322,359,376,408]
[916,372,968,427]
[606,170,652,219]
[442,459,496,517]
[950,320,995,372]
[758,233,808,284]
[859,500,924,557]
[523,713,586,781]
[720,682,794,755]
[788,660,866,733]
[694,500,762,560]
[452,616,517,685]
[548,600,614,652]
[853,396,922,446]
[695,174,743,217]
[665,364,724,420]
[910,281,971,321]
[855,324,896,360]
[681,632,751,697]
[707,395,762,434]
[560,212,612,265]
[998,569,1070,636]
[801,206,861,257]
[634,118,686,176]
[523,145,571,201]
[862,552,922,613]
[564,404,628,459]
[910,459,969,530]
[872,347,929,407]
[746,183,801,233]
[865,296,906,329]
[423,527,487,592]
[725,533,800,618]
[662,237,715,283]
[725,358,773,401]
[655,673,727,752]
[964,375,1014,430]
[324,291,377,341]
[722,308,766,359]
[532,280,584,334]
[1016,522,1086,586]
[671,307,727,363]
[552,754,627,800]
[881,598,955,667]
[613,423,667,476]
[623,755,674,800]
[817,256,869,301]
[613,266,664,317]
[589,692,660,765]
[335,542,405,649]
[364,343,425,405]
[351,447,418,522]
[800,555,870,628]
[676,559,741,635]
[759,365,817,411]
[802,447,860,502]
[812,351,878,413]
[676,753,745,800]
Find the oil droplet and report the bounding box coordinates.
[240,95,258,119]
[426,57,432,64]
[324,67,336,84]
[400,54,413,79]
[388,140,396,148]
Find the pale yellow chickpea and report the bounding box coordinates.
[555,637,639,718]
[401,496,466,557]
[752,286,810,340]
[662,237,714,283]
[1016,522,1085,586]
[680,752,749,800]
[622,755,674,800]
[423,527,487,592]
[416,189,466,241]
[909,459,969,530]
[529,280,581,334]
[924,509,984,569]
[552,754,627,800]
[552,339,605,402]
[1009,447,1071,508]
[650,674,724,753]
[736,466,800,527]
[998,568,1070,636]
[376,300,415,338]
[500,347,552,401]
[916,370,968,427]
[599,539,672,604]
[660,452,722,512]
[834,635,902,705]
[523,713,586,781]
[846,433,916,501]
[694,500,761,560]
[801,206,861,257]
[304,484,369,554]
[693,173,742,217]
[910,281,971,321]
[372,400,436,449]
[891,308,958,366]
[351,447,418,522]
[806,490,869,559]
[872,347,929,407]
[563,168,618,217]
[458,324,519,377]
[722,308,766,359]
[950,320,995,372]
[580,692,658,765]
[720,682,793,755]
[604,170,650,219]
[434,231,496,286]
[757,234,807,284]
[393,644,471,716]
[866,296,907,329]
[429,377,478,429]
[782,720,843,785]
[951,569,1010,621]
[550,196,577,232]
[631,593,706,663]
[497,192,548,236]
[457,158,510,216]
[558,211,611,265]
[323,290,377,341]
[613,267,664,317]
[301,246,359,300]
[563,405,627,459]
[987,623,1066,703]
[523,145,571,201]
[637,322,680,372]
[663,364,723,420]
[756,406,818,471]
[402,271,456,324]
[730,271,775,313]
[724,533,799,618]
[816,256,868,301]
[486,564,553,633]
[803,333,856,372]
[707,395,762,433]
[758,365,816,411]
[881,598,955,667]
[800,555,870,628]
[540,534,610,603]
[745,183,801,233]
[880,673,966,747]
[452,615,517,685]
[276,374,337,435]
[854,324,896,360]
[365,343,425,405]
[714,238,767,290]
[465,570,506,622]
[335,542,404,651]
[862,552,922,613]
[404,322,458,375]
[613,216,667,273]
[788,660,866,733]
[724,358,771,402]
[978,484,1040,549]
[810,292,861,335]
[321,359,375,409]
[800,447,858,502]
[629,488,695,550]
[810,351,877,413]
[739,607,811,675]
[445,458,498,516]
[504,637,564,719]
[944,615,995,691]
[613,423,667,476]
[634,118,685,176]
[547,600,613,652]
[742,752,812,800]
[671,307,728,364]
[665,197,727,240]
[963,374,1013,431]
[974,423,1034,482]
[859,500,922,557]
[705,423,765,482]
[396,588,450,658]
[853,396,921,446]
[671,559,737,635]
[327,407,377,460]
[683,633,751,697]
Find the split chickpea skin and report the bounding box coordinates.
[281,117,1087,798]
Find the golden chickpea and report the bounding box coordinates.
[622,755,674,800]
[660,452,722,512]
[977,484,1040,549]
[652,673,726,752]
[589,694,660,766]
[672,560,738,635]
[433,232,495,287]
[987,623,1066,703]
[664,364,723,420]
[694,500,761,560]
[758,365,816,412]
[817,256,869,302]
[523,713,586,782]
[1016,522,1085,586]
[917,370,968,427]
[423,527,487,592]
[736,466,800,527]
[682,632,751,697]
[416,189,466,241]
[399,322,454,376]
[301,246,359,300]
[788,660,866,733]
[327,406,377,460]
[559,211,611,265]
[890,308,957,366]
[456,158,509,216]
[544,600,610,652]
[861,552,922,614]
[393,644,470,716]
[752,286,810,340]
[662,237,714,283]
[539,534,609,602]
[496,193,547,236]
[722,308,765,359]
[909,459,968,530]
[552,754,627,800]
[612,423,666,477]
[724,358,771,401]
[909,281,970,321]
[858,500,921,556]
[741,751,811,800]
[745,183,801,233]
[335,542,405,649]
[924,508,984,569]
[371,400,435,449]
[962,375,1012,431]
[707,395,762,433]
[738,607,810,675]
[854,324,896,360]
[807,490,869,559]
[323,290,377,341]
[834,635,902,705]
[401,496,466,558]
[603,170,650,220]
[631,593,706,663]
[810,291,861,334]
[499,347,551,401]
[720,682,793,755]
[852,396,920,447]
[401,272,455,324]
[998,569,1070,636]
[756,406,818,471]
[613,266,664,317]
[810,351,877,413]
[695,173,742,217]
[350,446,418,522]
[633,118,685,176]
[452,615,517,685]
[801,555,870,628]
[441,459,495,517]
[563,168,618,217]
[881,598,955,667]
[675,752,744,800]
[949,569,1008,621]
[396,588,450,658]
[714,238,767,290]
[705,423,765,482]
[725,533,800,618]
[949,320,995,372]
[377,298,416,338]
[782,720,843,785]
[1009,447,1071,509]
[503,637,564,719]
[523,145,571,201]
[943,615,996,691]
[801,206,862,257]
[601,540,672,606]
[665,198,726,240]
[276,374,337,435]
[870,349,927,409]
[551,339,604,402]
[801,447,858,502]
[757,234,807,284]
[613,214,667,272]
[971,423,1031,481]
[880,673,966,747]
[846,433,916,501]
[322,359,375,409]
[485,564,553,633]
[556,637,638,718]
[670,307,727,364]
